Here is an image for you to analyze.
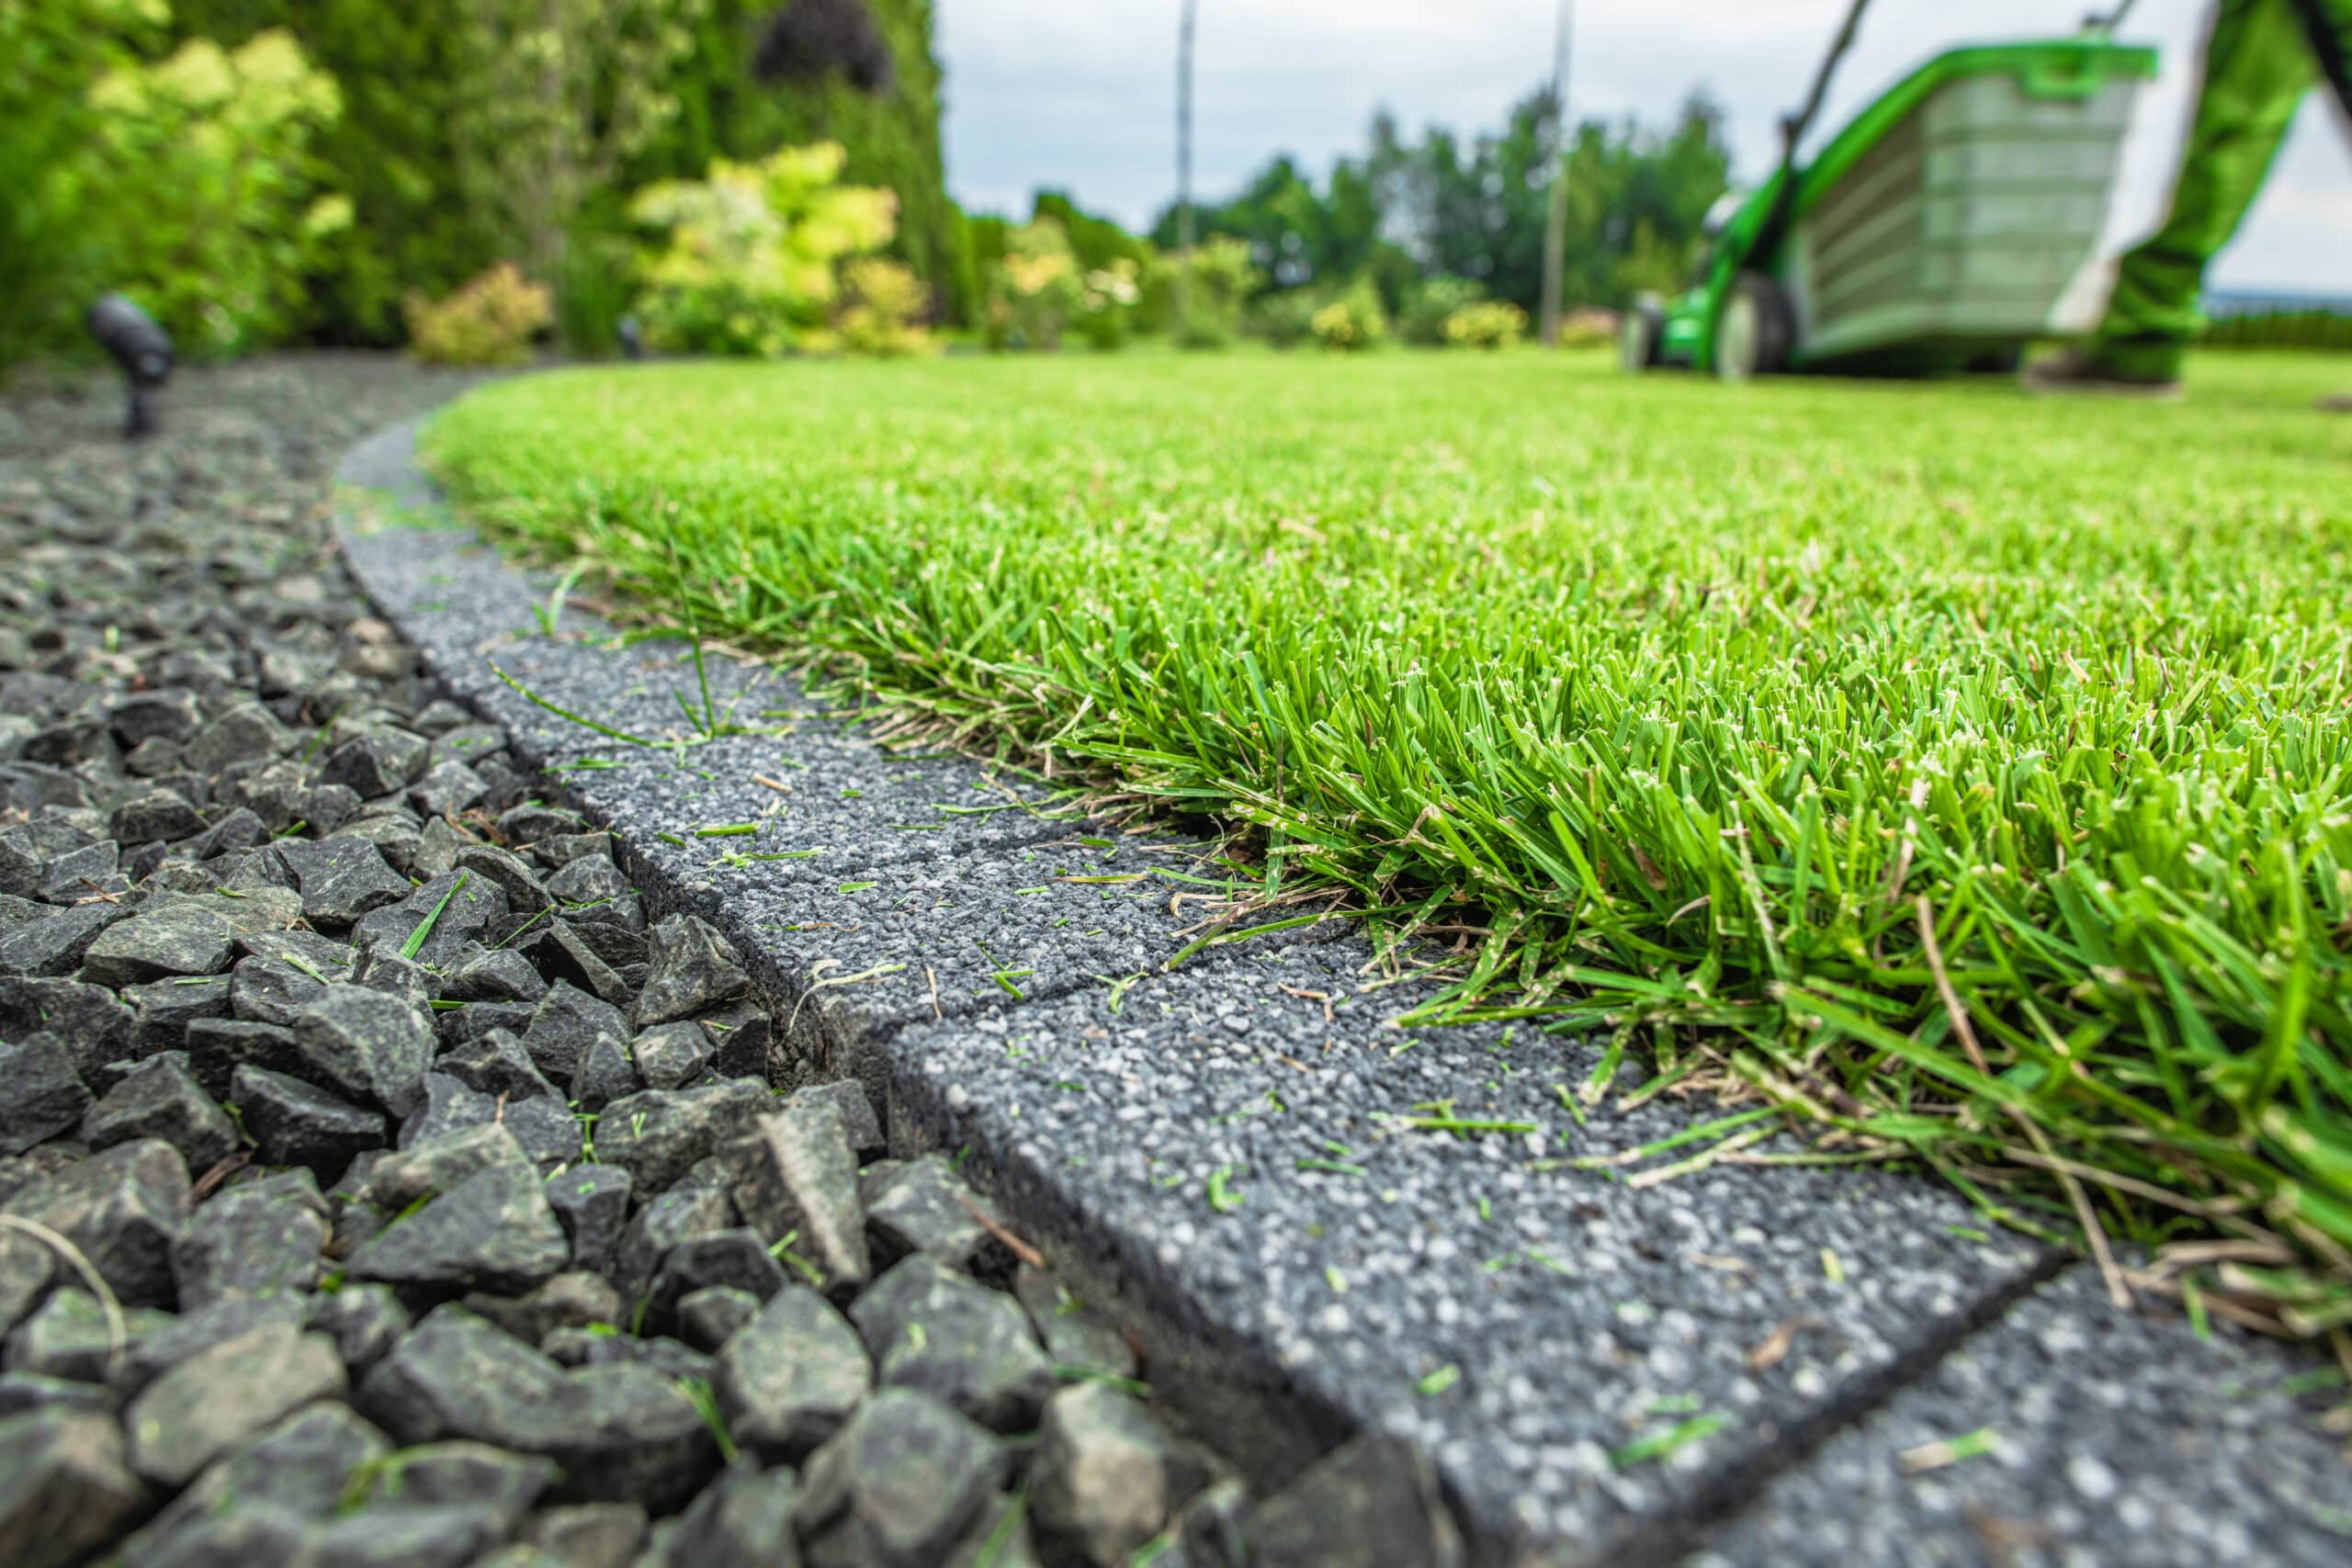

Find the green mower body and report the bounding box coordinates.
[1624,38,2158,381]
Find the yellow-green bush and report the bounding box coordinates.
[832,257,934,357]
[403,263,552,365]
[982,219,1083,351]
[1442,300,1528,351]
[628,141,898,357]
[1310,279,1387,353]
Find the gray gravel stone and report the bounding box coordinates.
[345,1158,570,1296]
[678,1284,762,1352]
[631,1021,714,1091]
[570,1027,640,1111]
[464,1270,623,1347]
[0,900,131,977]
[322,728,431,798]
[520,1502,647,1568]
[727,1101,870,1298]
[544,1163,632,1276]
[865,1153,1001,1275]
[124,1321,348,1486]
[442,944,548,1007]
[111,789,207,844]
[119,1401,389,1564]
[306,1281,412,1376]
[1012,1265,1137,1383]
[2,1137,188,1307]
[81,1052,236,1171]
[80,901,238,987]
[275,834,412,929]
[174,1167,331,1308]
[0,976,136,1081]
[183,704,286,777]
[6,1287,170,1382]
[660,1460,801,1568]
[291,983,435,1116]
[1248,1433,1464,1568]
[537,918,632,1009]
[635,913,751,1027]
[1031,1382,1208,1566]
[352,867,507,968]
[517,980,627,1085]
[796,1388,1008,1568]
[231,1064,387,1179]
[0,1032,90,1155]
[596,1079,771,1195]
[650,1226,788,1325]
[850,1254,1055,1434]
[0,1407,153,1568]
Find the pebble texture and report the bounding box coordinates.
[335,400,2352,1563]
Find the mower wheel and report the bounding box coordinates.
[1621,298,1665,373]
[1715,272,1793,383]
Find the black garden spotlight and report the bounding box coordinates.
[86,293,175,439]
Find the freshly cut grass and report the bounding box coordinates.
[425,349,2352,1325]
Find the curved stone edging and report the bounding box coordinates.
[335,406,2344,1567]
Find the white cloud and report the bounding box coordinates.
[936,0,2351,289]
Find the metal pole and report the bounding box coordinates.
[1177,0,1197,257]
[1538,0,1576,346]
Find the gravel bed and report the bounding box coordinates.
[0,359,1270,1568]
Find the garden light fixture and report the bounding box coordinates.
[86,293,174,439]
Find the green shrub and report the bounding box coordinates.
[1310,279,1388,353]
[1399,275,1485,346]
[983,220,1083,351]
[1442,300,1528,351]
[628,141,897,358]
[1157,237,1261,350]
[1249,290,1318,350]
[403,263,552,365]
[833,257,934,356]
[1,5,346,367]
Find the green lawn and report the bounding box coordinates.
[425,347,2352,1325]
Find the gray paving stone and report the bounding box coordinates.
[1693,1265,2352,1568]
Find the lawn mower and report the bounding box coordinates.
[1622,1,2158,381]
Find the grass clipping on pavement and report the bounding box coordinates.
[425,349,2352,1334]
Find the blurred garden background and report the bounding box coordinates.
[7,0,2346,376]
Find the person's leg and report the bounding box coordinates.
[2056,0,2316,388]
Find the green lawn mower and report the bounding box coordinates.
[1623,1,2158,381]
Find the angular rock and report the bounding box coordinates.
[866,1154,1004,1275]
[110,1293,308,1401]
[442,946,547,1008]
[183,703,285,776]
[611,1184,737,1304]
[111,790,206,845]
[309,1502,510,1566]
[0,901,130,977]
[716,1282,873,1461]
[0,1407,152,1568]
[0,1230,51,1337]
[119,1401,388,1562]
[292,983,435,1116]
[306,1281,411,1377]
[6,1287,171,1382]
[1247,1434,1465,1568]
[632,1021,714,1092]
[545,1164,631,1276]
[518,981,628,1085]
[124,970,232,1052]
[81,1053,236,1171]
[536,919,630,1009]
[124,1322,347,1486]
[350,945,434,1016]
[570,1028,639,1111]
[1030,1382,1206,1566]
[650,1227,787,1326]
[411,758,487,818]
[174,1168,330,1309]
[522,1502,647,1568]
[790,1080,884,1159]
[229,953,340,1030]
[110,688,202,748]
[356,1305,719,1509]
[345,1160,570,1296]
[728,1102,870,1299]
[0,1032,90,1156]
[300,782,366,835]
[2,1138,188,1307]
[635,914,751,1027]
[80,901,238,988]
[1012,1266,1139,1384]
[440,1028,557,1100]
[231,1064,386,1180]
[678,1285,762,1353]
[452,843,552,919]
[797,1389,1007,1568]
[189,806,268,860]
[597,1080,771,1196]
[849,1256,1055,1434]
[0,1371,110,1417]
[183,1015,301,1096]
[275,835,410,929]
[344,1438,556,1526]
[351,868,506,968]
[0,976,136,1081]
[322,729,430,799]
[463,1271,622,1347]
[541,852,628,905]
[661,1461,800,1568]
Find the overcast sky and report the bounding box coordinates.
[935,0,2351,292]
